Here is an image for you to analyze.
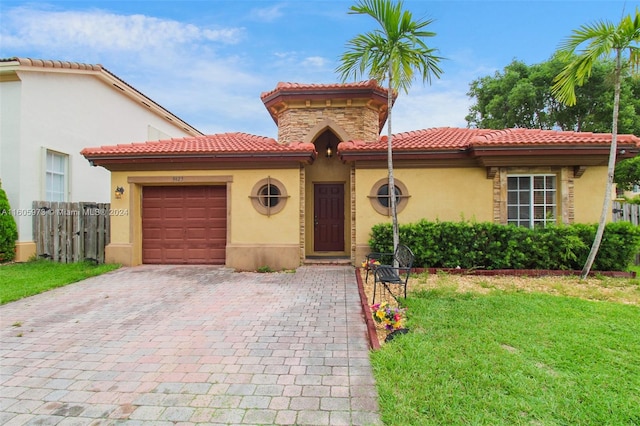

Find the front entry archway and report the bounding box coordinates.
[304,128,351,259]
[314,183,345,252]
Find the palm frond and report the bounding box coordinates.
[553,9,640,106]
[337,0,443,92]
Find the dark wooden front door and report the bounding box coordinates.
[314,184,344,252]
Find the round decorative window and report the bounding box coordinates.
[251,178,288,215]
[259,184,281,207]
[369,178,409,215]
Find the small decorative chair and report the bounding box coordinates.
[363,249,394,281]
[373,244,414,303]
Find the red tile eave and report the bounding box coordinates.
[261,81,394,129]
[260,80,392,104]
[469,143,639,158]
[86,152,317,168]
[262,88,389,110]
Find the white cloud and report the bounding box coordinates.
[390,85,471,134]
[248,4,284,22]
[0,6,244,52]
[0,4,479,140]
[302,56,328,68]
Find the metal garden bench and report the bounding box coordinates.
[371,244,414,303]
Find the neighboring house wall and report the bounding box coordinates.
[0,59,201,261]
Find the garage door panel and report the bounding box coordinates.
[142,186,227,264]
[185,207,206,216]
[164,208,185,219]
[164,229,185,240]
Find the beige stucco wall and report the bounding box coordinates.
[105,162,615,270]
[573,165,611,224]
[354,167,495,263]
[106,168,301,270]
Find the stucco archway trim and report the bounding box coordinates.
[303,119,351,144]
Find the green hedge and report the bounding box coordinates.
[0,183,17,262]
[369,220,640,271]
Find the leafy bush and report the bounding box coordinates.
[369,220,640,272]
[0,183,18,262]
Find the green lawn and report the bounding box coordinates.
[372,287,640,425]
[0,260,120,304]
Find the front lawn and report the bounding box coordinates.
[370,274,640,425]
[0,260,120,304]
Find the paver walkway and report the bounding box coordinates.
[0,265,381,425]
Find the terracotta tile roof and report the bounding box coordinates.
[261,80,393,131]
[81,132,316,157]
[0,57,104,71]
[469,128,640,147]
[260,79,389,100]
[339,127,494,151]
[338,127,640,152]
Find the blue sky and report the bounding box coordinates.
[0,0,635,139]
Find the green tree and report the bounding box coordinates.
[552,9,640,278]
[615,155,640,192]
[467,56,640,134]
[0,182,18,262]
[337,0,443,251]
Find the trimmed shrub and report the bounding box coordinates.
[369,220,640,272]
[0,183,18,262]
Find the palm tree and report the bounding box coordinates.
[552,9,640,279]
[336,0,443,252]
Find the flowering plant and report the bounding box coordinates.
[371,302,406,330]
[361,258,380,268]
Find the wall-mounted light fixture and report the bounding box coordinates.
[115,186,125,199]
[325,143,333,158]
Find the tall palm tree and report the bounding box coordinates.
[336,0,443,252]
[552,9,640,279]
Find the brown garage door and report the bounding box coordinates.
[142,186,227,264]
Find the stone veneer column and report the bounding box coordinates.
[277,105,381,144]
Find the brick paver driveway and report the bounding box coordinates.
[0,265,381,425]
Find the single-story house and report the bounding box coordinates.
[0,57,202,261]
[81,80,640,270]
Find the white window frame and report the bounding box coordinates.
[44,149,69,202]
[507,174,557,228]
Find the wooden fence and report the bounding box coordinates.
[612,201,639,226]
[33,201,110,263]
[612,201,640,265]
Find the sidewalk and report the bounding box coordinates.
[0,265,381,425]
